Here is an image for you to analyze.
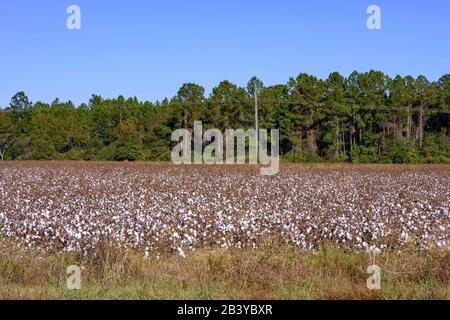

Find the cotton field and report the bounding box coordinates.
[0,162,449,256]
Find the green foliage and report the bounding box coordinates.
[0,111,14,160]
[30,135,59,160]
[112,120,141,161]
[381,138,420,164]
[350,145,378,163]
[10,91,32,116]
[423,132,450,163]
[0,72,449,163]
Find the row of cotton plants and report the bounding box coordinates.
[0,163,448,257]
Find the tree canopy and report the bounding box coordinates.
[1,71,449,163]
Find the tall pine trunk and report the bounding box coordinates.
[406,106,412,139]
[335,117,340,158]
[418,104,424,148]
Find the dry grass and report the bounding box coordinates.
[0,240,448,300]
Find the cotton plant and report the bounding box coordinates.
[0,164,448,255]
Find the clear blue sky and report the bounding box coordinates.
[1,0,449,106]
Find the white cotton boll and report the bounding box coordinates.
[177,247,186,259]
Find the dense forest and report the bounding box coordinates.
[1,70,449,163]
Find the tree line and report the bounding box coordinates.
[1,70,449,163]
